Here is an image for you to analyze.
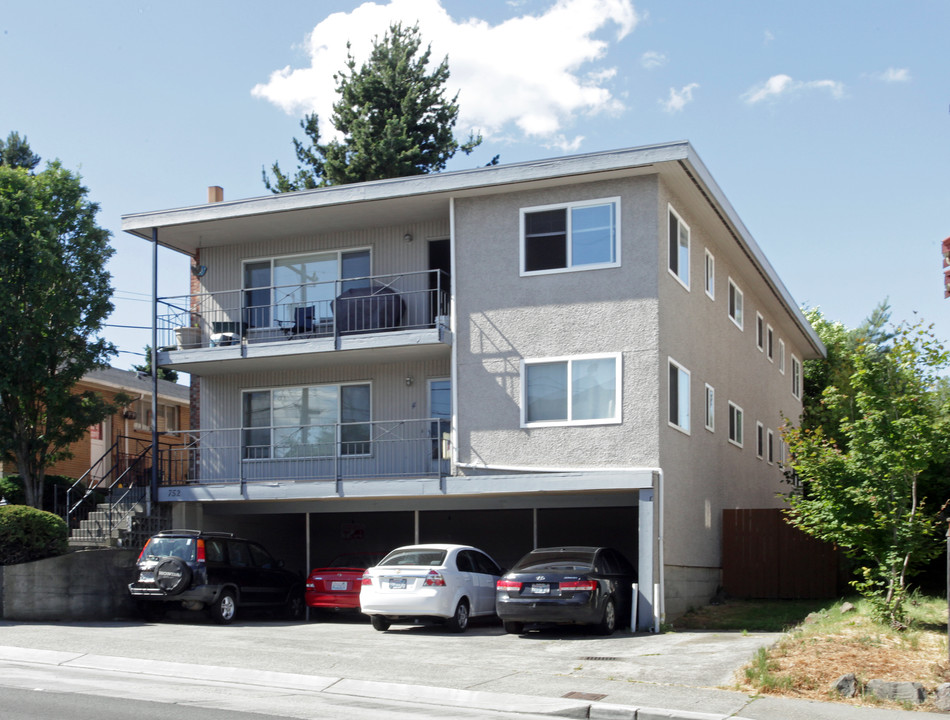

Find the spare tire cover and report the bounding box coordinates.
[154,557,192,595]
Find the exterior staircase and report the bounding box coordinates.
[67,493,167,550]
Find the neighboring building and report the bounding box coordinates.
[121,141,824,626]
[1,367,190,488]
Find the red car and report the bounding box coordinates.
[306,552,385,612]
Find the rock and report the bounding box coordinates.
[865,679,926,704]
[934,683,950,711]
[833,673,859,698]
[839,602,855,614]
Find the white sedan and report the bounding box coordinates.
[359,544,503,632]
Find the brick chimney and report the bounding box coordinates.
[208,186,224,203]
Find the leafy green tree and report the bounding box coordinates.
[0,131,41,171]
[132,345,179,383]
[264,23,485,192]
[783,319,949,626]
[0,159,118,509]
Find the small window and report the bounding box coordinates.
[704,249,715,299]
[668,205,690,289]
[767,325,774,362]
[728,402,743,447]
[756,421,764,458]
[668,358,690,433]
[756,313,764,351]
[704,384,715,432]
[767,428,775,464]
[521,199,620,274]
[728,279,743,329]
[522,354,621,426]
[778,339,786,374]
[791,355,802,399]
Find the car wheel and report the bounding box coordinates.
[209,590,237,624]
[503,620,524,634]
[284,588,305,620]
[445,599,470,633]
[371,615,391,631]
[154,557,192,596]
[596,597,617,636]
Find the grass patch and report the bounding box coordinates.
[673,599,829,633]
[717,595,949,712]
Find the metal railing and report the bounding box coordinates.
[156,418,450,487]
[157,269,449,351]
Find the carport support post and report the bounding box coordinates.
[150,227,159,508]
[637,487,656,632]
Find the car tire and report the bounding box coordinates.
[371,615,391,631]
[154,556,192,596]
[503,620,524,634]
[445,599,470,633]
[284,588,304,620]
[596,597,617,636]
[209,590,237,624]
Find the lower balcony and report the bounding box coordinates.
[154,419,450,501]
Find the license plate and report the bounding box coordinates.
[330,581,348,591]
[139,571,154,583]
[530,583,550,595]
[388,578,407,590]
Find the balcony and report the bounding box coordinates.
[156,418,449,491]
[156,270,450,375]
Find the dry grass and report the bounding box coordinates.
[724,597,950,712]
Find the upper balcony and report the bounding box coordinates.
[157,270,450,376]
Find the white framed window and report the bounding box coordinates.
[756,421,764,458]
[767,325,774,362]
[767,428,775,464]
[728,278,744,329]
[668,205,690,289]
[704,249,715,299]
[244,248,371,329]
[133,400,179,434]
[728,401,743,447]
[668,358,690,433]
[704,383,715,432]
[756,313,764,351]
[521,353,621,426]
[778,339,786,374]
[791,354,802,400]
[520,198,620,275]
[242,382,371,459]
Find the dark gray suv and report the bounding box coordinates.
[129,529,303,624]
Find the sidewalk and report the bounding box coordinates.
[0,618,940,719]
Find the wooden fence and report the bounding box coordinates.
[722,508,839,599]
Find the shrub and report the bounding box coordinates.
[0,505,69,564]
[0,475,25,506]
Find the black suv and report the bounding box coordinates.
[129,529,304,624]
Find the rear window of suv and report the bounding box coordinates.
[142,537,196,562]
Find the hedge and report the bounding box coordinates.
[0,505,69,565]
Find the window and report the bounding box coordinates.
[778,339,786,374]
[244,249,371,329]
[704,249,715,299]
[756,421,764,458]
[522,354,620,426]
[767,325,774,362]
[791,355,802,399]
[242,382,371,459]
[728,278,743,329]
[133,400,179,434]
[756,313,764,351]
[704,384,715,432]
[728,402,743,447]
[668,205,690,289]
[521,198,620,274]
[767,428,775,464]
[668,358,690,433]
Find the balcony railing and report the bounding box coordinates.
[158,270,448,351]
[156,418,450,486]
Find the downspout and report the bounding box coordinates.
[448,197,459,471]
[150,227,159,508]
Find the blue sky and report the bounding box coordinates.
[2,1,948,373]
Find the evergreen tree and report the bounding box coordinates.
[0,131,41,171]
[264,23,485,192]
[132,346,180,383]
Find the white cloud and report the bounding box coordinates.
[641,50,666,70]
[742,74,845,104]
[251,0,639,147]
[763,29,774,45]
[661,83,698,113]
[879,67,911,83]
